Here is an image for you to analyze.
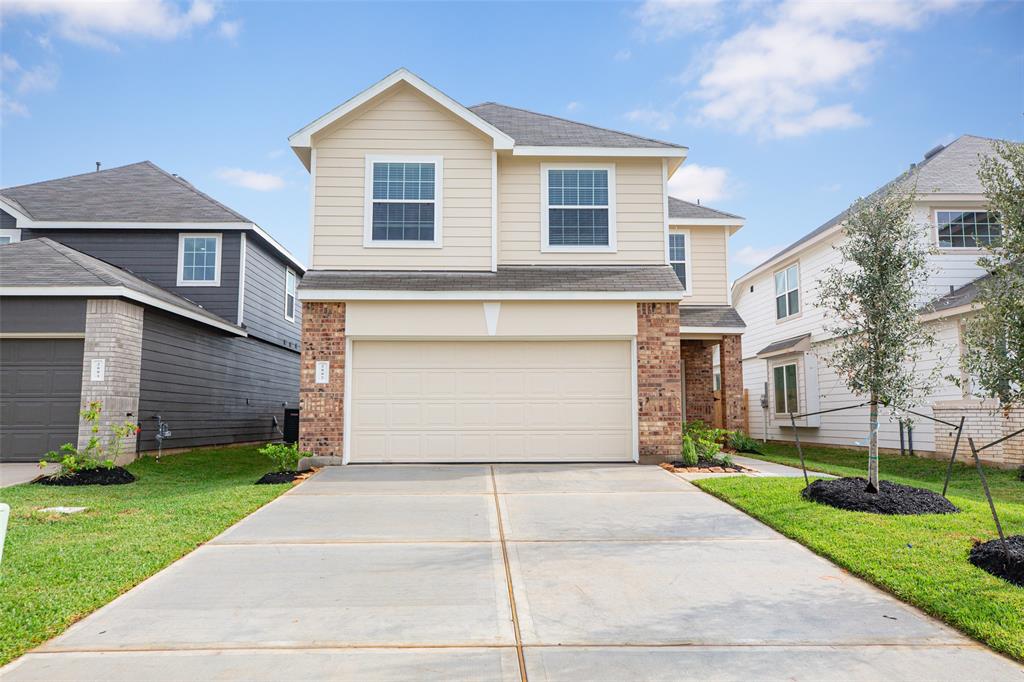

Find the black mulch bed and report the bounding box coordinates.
[969,535,1024,588]
[802,477,959,515]
[256,470,303,485]
[34,466,136,486]
[670,456,746,473]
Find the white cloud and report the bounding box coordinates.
[15,63,59,94]
[3,0,216,50]
[732,244,782,267]
[614,48,632,61]
[218,20,241,41]
[216,168,285,192]
[667,163,729,203]
[1,55,20,73]
[566,101,581,112]
[635,0,724,40]
[625,107,676,131]
[685,0,962,138]
[0,93,30,117]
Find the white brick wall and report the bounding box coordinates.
[934,399,1024,468]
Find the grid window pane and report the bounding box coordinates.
[776,294,787,319]
[773,366,786,414]
[775,264,800,319]
[548,208,609,246]
[937,211,1001,248]
[182,237,217,282]
[775,271,787,295]
[372,202,435,241]
[548,169,608,207]
[669,233,686,261]
[370,162,437,242]
[373,163,434,201]
[672,262,687,285]
[788,289,800,315]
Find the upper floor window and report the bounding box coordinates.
[669,232,688,290]
[773,362,799,414]
[177,233,221,286]
[541,164,616,251]
[284,268,297,322]
[364,156,442,248]
[774,264,799,320]
[937,210,1001,249]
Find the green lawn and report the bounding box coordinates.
[0,446,292,665]
[697,444,1024,661]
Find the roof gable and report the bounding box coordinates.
[668,196,744,222]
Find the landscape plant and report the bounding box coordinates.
[728,430,761,454]
[680,436,699,467]
[39,401,138,477]
[258,442,310,472]
[818,186,936,492]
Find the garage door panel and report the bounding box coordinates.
[350,340,633,463]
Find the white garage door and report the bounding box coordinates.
[350,340,633,463]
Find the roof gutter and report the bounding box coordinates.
[299,289,686,302]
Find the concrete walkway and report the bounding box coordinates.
[0,463,57,488]
[3,464,1020,681]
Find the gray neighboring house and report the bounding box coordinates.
[0,161,305,462]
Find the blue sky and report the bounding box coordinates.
[2,0,1021,278]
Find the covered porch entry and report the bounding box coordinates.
[679,306,746,432]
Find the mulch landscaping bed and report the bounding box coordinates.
[665,457,750,474]
[33,467,136,486]
[802,477,959,515]
[969,535,1024,588]
[255,470,305,485]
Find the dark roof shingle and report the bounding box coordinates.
[679,306,745,328]
[756,334,811,356]
[668,197,743,221]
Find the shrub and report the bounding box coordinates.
[683,420,728,460]
[39,401,138,477]
[680,435,698,466]
[258,442,310,472]
[728,431,761,453]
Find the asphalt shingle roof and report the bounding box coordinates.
[300,265,685,293]
[756,334,811,357]
[0,237,240,331]
[0,161,250,223]
[469,102,683,149]
[922,274,989,314]
[679,306,745,328]
[668,197,743,221]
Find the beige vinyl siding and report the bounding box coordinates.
[679,227,729,305]
[311,83,493,271]
[498,155,665,265]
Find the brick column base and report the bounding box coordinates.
[299,302,346,456]
[637,303,682,464]
[680,340,713,424]
[720,334,745,432]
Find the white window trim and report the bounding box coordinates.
[933,208,1000,252]
[177,232,222,287]
[363,154,444,249]
[774,262,800,320]
[669,229,692,296]
[540,162,617,253]
[284,267,297,322]
[773,361,799,415]
[0,228,21,244]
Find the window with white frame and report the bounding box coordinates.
[177,233,221,286]
[669,232,688,290]
[365,158,442,246]
[542,165,615,249]
[284,268,297,322]
[774,264,799,320]
[936,211,1001,249]
[773,363,799,414]
[0,228,20,244]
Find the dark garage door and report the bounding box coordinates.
[0,338,84,462]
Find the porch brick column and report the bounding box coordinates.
[721,334,745,432]
[680,340,714,424]
[637,302,682,464]
[299,302,346,456]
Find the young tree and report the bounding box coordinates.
[963,140,1023,409]
[819,187,936,492]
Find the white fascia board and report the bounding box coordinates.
[0,197,34,223]
[249,224,307,272]
[669,218,745,227]
[288,68,515,152]
[679,326,747,335]
[0,286,246,336]
[512,146,687,159]
[298,289,685,302]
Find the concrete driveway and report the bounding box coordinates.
[4,464,1021,681]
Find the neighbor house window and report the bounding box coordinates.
[0,228,19,244]
[177,233,221,286]
[542,164,616,250]
[364,156,442,247]
[937,211,1001,249]
[774,264,800,320]
[669,232,688,290]
[284,268,297,322]
[773,363,799,414]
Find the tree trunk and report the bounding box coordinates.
[866,397,879,493]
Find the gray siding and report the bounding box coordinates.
[21,229,241,322]
[137,309,299,452]
[241,236,301,350]
[0,297,86,334]
[1,209,16,229]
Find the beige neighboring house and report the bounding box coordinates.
[732,135,1022,468]
[290,68,746,465]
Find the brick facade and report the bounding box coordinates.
[299,302,346,456]
[637,302,682,464]
[933,400,1024,469]
[720,334,745,432]
[78,298,144,462]
[680,340,713,424]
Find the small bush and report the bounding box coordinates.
[680,436,699,466]
[683,420,728,459]
[258,442,310,472]
[39,401,138,477]
[728,431,761,453]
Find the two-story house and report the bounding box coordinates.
[0,161,305,462]
[732,135,1021,468]
[291,69,745,465]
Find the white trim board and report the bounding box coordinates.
[679,326,746,335]
[0,286,246,336]
[177,232,223,287]
[299,289,685,302]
